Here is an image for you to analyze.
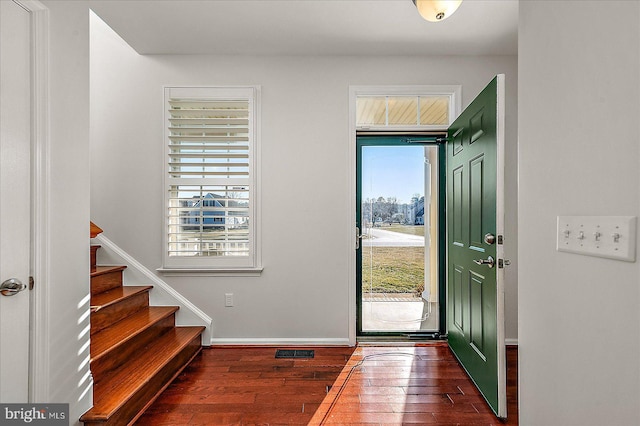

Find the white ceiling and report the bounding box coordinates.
[89,0,518,56]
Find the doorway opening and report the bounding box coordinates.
[350,77,507,416]
[356,135,446,338]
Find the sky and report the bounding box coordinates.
[361,146,426,204]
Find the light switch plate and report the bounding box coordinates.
[224,293,234,307]
[557,216,637,262]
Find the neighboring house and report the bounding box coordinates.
[410,196,425,226]
[2,1,638,426]
[182,193,225,230]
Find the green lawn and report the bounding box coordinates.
[361,246,424,294]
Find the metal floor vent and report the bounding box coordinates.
[275,349,315,359]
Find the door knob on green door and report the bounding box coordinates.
[472,256,495,268]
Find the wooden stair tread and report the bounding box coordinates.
[91,286,153,312]
[81,326,205,421]
[84,225,206,425]
[91,265,126,277]
[90,222,103,238]
[91,306,179,360]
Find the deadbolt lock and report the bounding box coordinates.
[484,233,496,245]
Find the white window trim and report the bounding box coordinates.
[347,84,461,345]
[159,86,262,275]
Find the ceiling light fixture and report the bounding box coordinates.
[412,0,462,22]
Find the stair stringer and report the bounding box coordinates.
[92,233,212,344]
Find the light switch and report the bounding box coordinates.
[557,216,637,262]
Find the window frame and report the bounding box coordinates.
[160,86,262,275]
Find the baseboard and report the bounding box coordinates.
[210,337,353,347]
[211,338,516,347]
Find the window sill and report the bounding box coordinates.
[157,267,263,277]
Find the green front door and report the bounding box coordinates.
[447,75,506,417]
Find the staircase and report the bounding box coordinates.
[81,223,205,426]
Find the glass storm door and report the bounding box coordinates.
[356,137,444,336]
[446,75,507,417]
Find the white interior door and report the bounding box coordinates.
[0,0,32,402]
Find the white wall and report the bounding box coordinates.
[40,1,92,424]
[519,1,640,425]
[90,14,518,344]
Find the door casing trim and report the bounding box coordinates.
[348,85,461,345]
[14,0,51,402]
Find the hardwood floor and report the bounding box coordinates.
[311,344,518,426]
[136,343,518,425]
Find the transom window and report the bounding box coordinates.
[356,95,450,127]
[163,87,260,271]
[352,86,460,131]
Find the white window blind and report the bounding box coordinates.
[163,87,259,270]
